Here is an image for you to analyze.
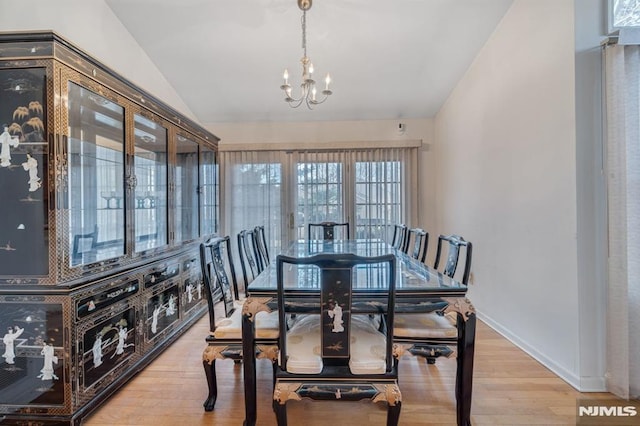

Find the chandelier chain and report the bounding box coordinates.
[301,10,307,58]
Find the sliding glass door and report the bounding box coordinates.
[294,152,345,239]
[221,147,417,255]
[354,159,404,240]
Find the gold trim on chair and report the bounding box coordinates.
[373,384,402,406]
[393,343,410,358]
[393,343,456,359]
[242,297,273,322]
[203,345,231,364]
[442,297,475,322]
[257,345,279,362]
[273,383,303,404]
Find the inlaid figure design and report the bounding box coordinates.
[0,126,20,167]
[21,153,41,191]
[111,325,132,357]
[38,343,58,380]
[92,333,103,368]
[151,305,160,334]
[2,326,24,364]
[186,282,194,303]
[328,301,344,333]
[166,295,176,316]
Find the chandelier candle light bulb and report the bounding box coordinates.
[281,0,332,109]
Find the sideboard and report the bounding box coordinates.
[0,31,219,425]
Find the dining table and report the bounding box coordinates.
[241,239,476,426]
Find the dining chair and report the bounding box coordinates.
[403,228,429,263]
[254,225,270,271]
[71,225,99,265]
[394,234,473,365]
[390,224,407,250]
[307,221,350,240]
[433,234,473,285]
[272,252,401,426]
[237,229,262,293]
[200,236,279,411]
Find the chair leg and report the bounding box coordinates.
[271,362,278,412]
[202,359,218,411]
[387,402,401,426]
[274,401,287,425]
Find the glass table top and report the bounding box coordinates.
[247,239,467,295]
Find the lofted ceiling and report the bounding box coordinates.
[106,0,514,123]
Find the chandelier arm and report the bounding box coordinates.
[309,93,330,105]
[288,98,305,108]
[305,97,316,110]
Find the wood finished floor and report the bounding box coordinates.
[84,314,610,425]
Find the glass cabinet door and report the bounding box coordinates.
[175,135,199,242]
[200,146,218,236]
[133,114,168,253]
[67,83,125,267]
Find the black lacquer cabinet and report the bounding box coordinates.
[0,31,219,425]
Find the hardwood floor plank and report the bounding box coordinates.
[84,315,611,425]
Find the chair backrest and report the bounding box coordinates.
[276,252,396,372]
[433,234,473,285]
[71,225,99,265]
[307,222,350,240]
[254,225,270,271]
[404,228,429,263]
[390,224,407,250]
[237,229,261,286]
[200,236,240,331]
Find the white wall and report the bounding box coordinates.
[0,0,196,121]
[434,0,586,388]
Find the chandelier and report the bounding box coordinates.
[280,0,332,109]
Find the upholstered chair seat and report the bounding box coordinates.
[213,300,279,340]
[393,312,457,339]
[283,314,387,375]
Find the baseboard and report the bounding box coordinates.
[476,311,606,393]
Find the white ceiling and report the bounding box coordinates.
[106,0,513,123]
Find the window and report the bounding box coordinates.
[296,159,344,238]
[355,160,403,240]
[225,153,283,253]
[221,147,417,255]
[610,0,640,32]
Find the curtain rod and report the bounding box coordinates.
[603,30,640,46]
[218,139,423,152]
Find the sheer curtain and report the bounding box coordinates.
[220,150,285,259]
[604,43,640,399]
[220,146,418,258]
